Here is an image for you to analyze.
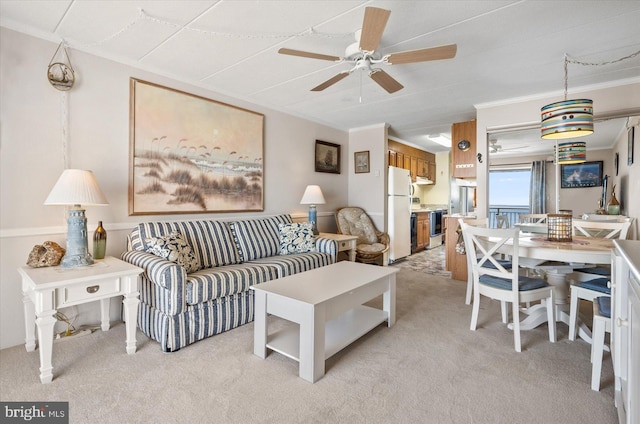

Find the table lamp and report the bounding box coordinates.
[44,169,109,268]
[300,185,325,235]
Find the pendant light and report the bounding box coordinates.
[541,54,593,140]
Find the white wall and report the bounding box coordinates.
[419,152,450,205]
[348,124,388,231]
[610,117,640,239]
[476,80,640,229]
[0,28,348,349]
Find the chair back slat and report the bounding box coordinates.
[520,214,547,224]
[461,224,519,292]
[572,219,632,240]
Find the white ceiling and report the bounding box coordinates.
[2,0,639,153]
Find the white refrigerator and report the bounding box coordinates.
[387,166,412,262]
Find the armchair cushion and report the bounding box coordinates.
[145,231,201,273]
[336,208,377,244]
[357,243,387,255]
[278,222,316,255]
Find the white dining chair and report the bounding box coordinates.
[519,213,547,224]
[461,223,556,352]
[496,215,509,228]
[568,219,632,341]
[591,296,611,391]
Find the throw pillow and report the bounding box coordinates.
[145,231,201,273]
[278,222,316,255]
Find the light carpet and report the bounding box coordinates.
[0,266,616,424]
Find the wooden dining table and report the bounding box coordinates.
[494,235,614,339]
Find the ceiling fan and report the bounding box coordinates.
[278,7,457,94]
[489,139,525,154]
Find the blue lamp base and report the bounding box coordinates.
[308,205,319,235]
[61,208,94,268]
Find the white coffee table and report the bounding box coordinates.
[251,261,397,383]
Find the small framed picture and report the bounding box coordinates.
[628,126,635,166]
[615,152,619,176]
[354,151,370,174]
[315,140,341,174]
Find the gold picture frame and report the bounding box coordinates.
[129,78,264,215]
[354,151,370,173]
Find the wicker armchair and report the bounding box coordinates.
[335,207,390,265]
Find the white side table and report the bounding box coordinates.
[18,256,143,383]
[319,233,358,262]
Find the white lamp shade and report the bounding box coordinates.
[44,169,109,206]
[300,185,326,205]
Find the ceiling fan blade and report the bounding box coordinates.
[311,72,350,91]
[359,7,390,52]
[278,48,341,62]
[369,69,404,94]
[386,44,457,65]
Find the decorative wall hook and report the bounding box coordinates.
[48,41,75,91]
[477,153,483,163]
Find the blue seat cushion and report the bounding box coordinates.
[481,259,512,270]
[580,265,611,276]
[577,277,610,294]
[478,274,548,291]
[596,296,611,318]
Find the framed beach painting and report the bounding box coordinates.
[560,161,603,189]
[315,140,341,174]
[128,78,264,215]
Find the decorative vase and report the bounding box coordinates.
[93,221,107,259]
[607,186,620,215]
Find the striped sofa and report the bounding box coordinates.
[122,214,337,352]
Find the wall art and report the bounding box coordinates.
[315,140,340,174]
[129,78,264,215]
[354,151,370,173]
[560,160,603,189]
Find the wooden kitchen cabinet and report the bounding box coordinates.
[427,160,436,183]
[388,150,397,167]
[387,140,436,183]
[451,119,477,179]
[415,212,430,252]
[397,152,405,169]
[445,216,468,281]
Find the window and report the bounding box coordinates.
[489,169,531,207]
[489,168,532,227]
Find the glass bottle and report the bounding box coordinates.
[93,221,107,259]
[607,185,620,215]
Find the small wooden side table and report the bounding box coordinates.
[18,256,143,383]
[318,233,358,262]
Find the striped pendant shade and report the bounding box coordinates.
[541,99,593,139]
[557,141,587,164]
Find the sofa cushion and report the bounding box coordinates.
[279,222,316,255]
[133,220,241,268]
[230,214,292,261]
[145,231,201,273]
[250,252,333,278]
[185,263,279,305]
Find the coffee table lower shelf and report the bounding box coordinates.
[266,305,388,361]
